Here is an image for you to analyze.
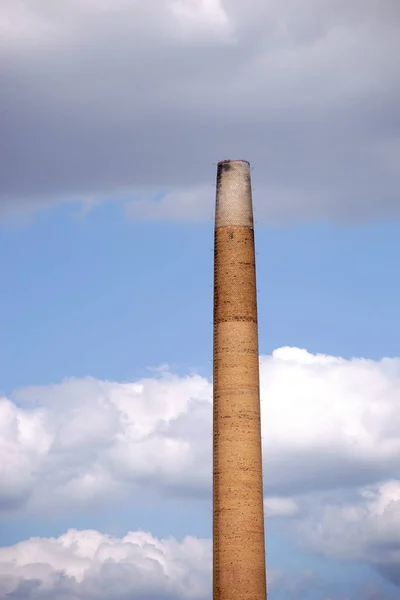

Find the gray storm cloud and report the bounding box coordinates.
[1,0,400,222]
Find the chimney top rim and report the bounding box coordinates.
[217,159,250,166]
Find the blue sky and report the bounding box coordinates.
[2,203,400,395]
[1,202,400,598]
[1,1,400,599]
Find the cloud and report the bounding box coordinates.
[2,347,400,513]
[263,496,299,518]
[298,480,400,588]
[1,0,400,222]
[3,347,400,585]
[0,371,212,511]
[0,529,211,600]
[0,529,394,600]
[124,187,214,222]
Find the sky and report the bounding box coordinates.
[1,1,400,599]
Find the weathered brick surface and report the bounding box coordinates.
[213,161,267,600]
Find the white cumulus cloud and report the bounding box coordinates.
[2,348,400,512]
[2,347,400,585]
[0,529,393,599]
[0,529,211,600]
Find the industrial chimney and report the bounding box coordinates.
[213,160,267,600]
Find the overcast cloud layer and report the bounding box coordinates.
[1,0,400,222]
[2,347,400,587]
